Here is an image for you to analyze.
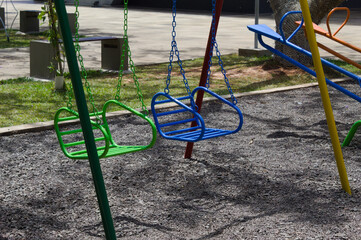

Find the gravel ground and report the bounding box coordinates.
[1,81,361,240]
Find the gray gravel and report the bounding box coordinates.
[1,81,361,239]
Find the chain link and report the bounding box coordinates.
[164,8,176,94]
[73,0,102,123]
[165,0,196,107]
[214,42,237,105]
[115,0,149,115]
[66,81,74,109]
[205,0,238,105]
[205,0,217,89]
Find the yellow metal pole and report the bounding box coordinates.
[299,0,351,194]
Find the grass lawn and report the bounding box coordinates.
[1,54,360,128]
[0,30,48,48]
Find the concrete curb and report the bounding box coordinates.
[0,77,352,136]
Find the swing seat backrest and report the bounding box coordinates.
[54,107,111,159]
[54,100,157,159]
[151,92,206,142]
[151,87,243,142]
[192,86,243,138]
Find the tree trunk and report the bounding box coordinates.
[268,0,345,66]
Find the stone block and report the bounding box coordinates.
[0,7,4,29]
[101,38,127,71]
[30,40,57,80]
[20,10,40,33]
[238,48,272,57]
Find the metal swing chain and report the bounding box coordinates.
[165,0,196,108]
[74,0,102,123]
[66,81,74,110]
[214,41,238,105]
[206,0,238,105]
[115,0,149,115]
[205,0,216,89]
[115,21,127,101]
[164,6,176,95]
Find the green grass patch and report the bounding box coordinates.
[1,53,359,128]
[326,58,361,75]
[0,30,49,48]
[0,78,65,126]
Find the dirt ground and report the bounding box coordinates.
[1,81,361,240]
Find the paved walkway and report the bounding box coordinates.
[1,0,361,80]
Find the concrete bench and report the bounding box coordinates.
[59,13,76,36]
[30,37,127,80]
[20,10,41,33]
[20,10,75,34]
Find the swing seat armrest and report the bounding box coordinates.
[54,107,111,159]
[152,93,202,116]
[103,100,149,120]
[102,100,157,150]
[192,86,243,134]
[151,92,206,142]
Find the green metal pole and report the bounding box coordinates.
[54,1,117,239]
[342,120,361,147]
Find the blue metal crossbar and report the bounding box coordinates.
[247,11,361,103]
[151,87,243,142]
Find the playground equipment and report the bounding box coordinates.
[52,0,351,238]
[151,0,243,144]
[296,7,361,147]
[296,7,361,70]
[248,11,361,94]
[248,11,361,147]
[54,0,156,160]
[248,5,351,194]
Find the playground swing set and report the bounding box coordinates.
[247,10,361,148]
[53,0,352,238]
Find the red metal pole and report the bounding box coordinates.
[184,0,224,159]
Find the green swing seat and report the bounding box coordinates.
[54,0,156,160]
[54,100,156,160]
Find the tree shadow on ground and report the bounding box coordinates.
[0,204,68,240]
[98,139,360,239]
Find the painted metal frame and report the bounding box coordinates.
[248,7,351,194]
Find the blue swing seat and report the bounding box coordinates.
[151,86,243,142]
